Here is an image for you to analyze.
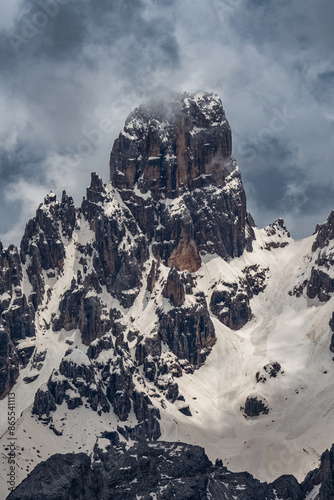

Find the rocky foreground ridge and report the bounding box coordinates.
[8,441,334,500]
[2,92,334,498]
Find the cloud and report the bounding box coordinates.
[0,0,333,244]
[0,178,49,246]
[0,0,180,244]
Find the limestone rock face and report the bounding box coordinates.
[20,191,75,306]
[163,265,186,307]
[263,218,291,250]
[110,91,254,272]
[312,211,334,252]
[330,334,334,353]
[8,452,92,500]
[210,265,268,330]
[329,314,334,352]
[32,384,56,418]
[32,340,161,441]
[211,284,251,330]
[0,245,35,345]
[0,244,35,399]
[0,244,22,296]
[158,291,216,367]
[52,284,111,346]
[81,173,148,308]
[0,327,19,400]
[307,268,334,302]
[301,444,334,499]
[110,92,232,198]
[306,213,334,303]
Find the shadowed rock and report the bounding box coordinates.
[9,441,313,499]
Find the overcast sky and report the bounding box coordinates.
[0,0,333,245]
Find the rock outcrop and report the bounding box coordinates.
[158,291,216,367]
[110,92,233,197]
[329,314,334,352]
[8,452,92,500]
[306,212,334,302]
[307,268,334,302]
[312,211,334,253]
[263,218,291,250]
[0,243,35,399]
[243,396,269,417]
[32,342,161,441]
[256,361,283,383]
[20,191,75,307]
[0,327,19,400]
[81,173,148,308]
[163,265,186,307]
[301,444,334,499]
[210,265,268,330]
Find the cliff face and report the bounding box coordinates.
[110,92,232,197]
[305,212,334,302]
[110,91,254,272]
[0,244,35,399]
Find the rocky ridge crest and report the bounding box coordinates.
[9,441,334,500]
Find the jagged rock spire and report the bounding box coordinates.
[110,91,232,199]
[110,91,254,272]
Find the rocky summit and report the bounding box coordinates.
[110,91,254,271]
[2,92,334,499]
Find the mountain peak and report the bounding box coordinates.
[10,92,334,497]
[110,90,232,200]
[108,91,254,272]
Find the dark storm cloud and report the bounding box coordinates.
[241,0,334,52]
[311,71,334,104]
[201,0,334,237]
[238,137,296,210]
[2,0,179,77]
[0,0,180,244]
[236,135,314,224]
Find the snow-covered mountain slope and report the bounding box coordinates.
[1,92,334,498]
[160,226,334,482]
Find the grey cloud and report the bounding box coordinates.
[0,0,180,244]
[238,136,299,210]
[0,0,333,245]
[241,0,334,52]
[311,71,334,104]
[237,131,334,236]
